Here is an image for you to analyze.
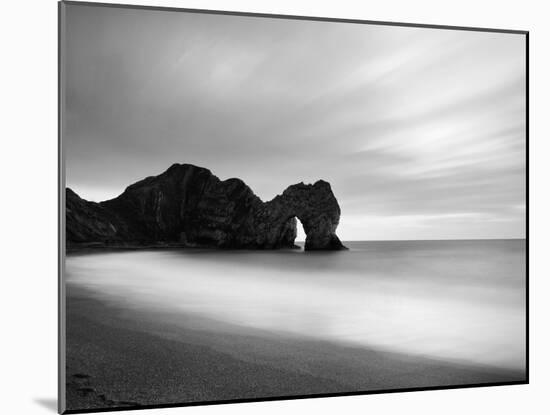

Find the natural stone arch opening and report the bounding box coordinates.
[295,216,307,244]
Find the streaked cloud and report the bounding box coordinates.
[64,4,526,240]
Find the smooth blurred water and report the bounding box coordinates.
[66,240,526,370]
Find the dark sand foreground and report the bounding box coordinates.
[65,285,525,412]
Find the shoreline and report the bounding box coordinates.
[65,238,525,254]
[66,243,303,254]
[65,284,526,412]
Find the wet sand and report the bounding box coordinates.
[65,285,525,412]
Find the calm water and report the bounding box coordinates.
[66,240,526,371]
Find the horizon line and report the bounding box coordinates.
[295,238,526,242]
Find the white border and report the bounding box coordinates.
[1,1,544,415]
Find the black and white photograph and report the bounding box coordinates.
[59,2,527,413]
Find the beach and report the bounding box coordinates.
[64,241,526,411]
[66,286,524,411]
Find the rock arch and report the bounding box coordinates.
[264,180,347,251]
[66,164,347,251]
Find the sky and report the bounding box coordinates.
[63,4,526,241]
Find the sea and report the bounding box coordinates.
[65,239,526,371]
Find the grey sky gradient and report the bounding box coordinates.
[63,4,526,241]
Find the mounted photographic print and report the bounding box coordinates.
[58,1,528,413]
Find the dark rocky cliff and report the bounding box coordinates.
[66,163,347,251]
